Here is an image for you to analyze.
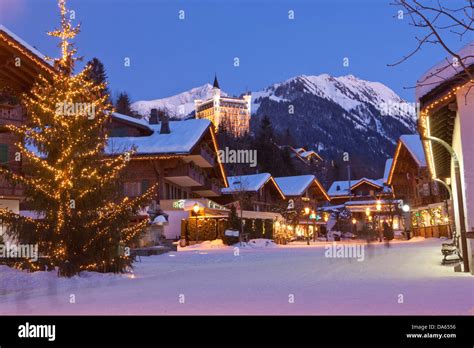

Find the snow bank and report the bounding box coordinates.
[236,238,278,248]
[178,239,229,251]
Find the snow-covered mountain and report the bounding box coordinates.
[252,74,416,130]
[131,74,417,177]
[250,74,417,177]
[131,83,226,120]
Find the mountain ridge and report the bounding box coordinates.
[130,74,417,177]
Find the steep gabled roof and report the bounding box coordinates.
[387,134,427,185]
[400,135,427,167]
[0,25,53,69]
[222,173,285,199]
[351,177,383,191]
[274,175,329,201]
[0,25,55,91]
[328,177,388,197]
[275,175,315,196]
[383,158,393,184]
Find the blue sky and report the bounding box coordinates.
[0,0,470,102]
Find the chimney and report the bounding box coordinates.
[160,111,170,134]
[149,108,159,124]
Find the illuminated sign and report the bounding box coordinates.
[172,200,185,209]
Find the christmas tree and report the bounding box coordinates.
[0,0,155,277]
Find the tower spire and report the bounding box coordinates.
[213,74,220,89]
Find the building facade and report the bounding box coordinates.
[218,173,286,212]
[0,25,56,234]
[416,43,474,273]
[194,76,251,137]
[327,174,405,235]
[387,134,451,238]
[275,175,330,239]
[106,112,229,243]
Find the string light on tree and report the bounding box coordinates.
[0,0,155,277]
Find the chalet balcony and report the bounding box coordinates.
[193,178,221,197]
[183,145,215,168]
[164,164,205,187]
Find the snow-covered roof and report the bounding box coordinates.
[383,158,393,183]
[327,180,351,197]
[416,42,474,101]
[112,112,152,130]
[274,175,316,196]
[0,25,52,67]
[351,178,384,190]
[222,173,272,194]
[106,119,212,155]
[300,150,318,158]
[400,134,427,167]
[328,177,388,197]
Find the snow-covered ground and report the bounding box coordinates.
[0,238,472,315]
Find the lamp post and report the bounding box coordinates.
[365,207,371,239]
[193,203,200,243]
[423,135,469,273]
[376,199,382,241]
[324,214,329,241]
[304,206,310,245]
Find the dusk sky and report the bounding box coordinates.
[0,0,469,102]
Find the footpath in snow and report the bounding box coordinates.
[0,238,472,315]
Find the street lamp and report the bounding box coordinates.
[402,204,410,213]
[376,200,382,212]
[304,207,310,245]
[193,203,200,243]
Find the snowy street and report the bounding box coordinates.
[0,238,473,315]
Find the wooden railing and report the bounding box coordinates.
[165,164,206,186]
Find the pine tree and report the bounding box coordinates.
[0,0,155,277]
[254,115,275,173]
[85,57,110,100]
[115,92,135,117]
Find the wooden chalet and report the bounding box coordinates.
[387,134,450,238]
[217,173,286,212]
[0,25,55,216]
[416,42,474,273]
